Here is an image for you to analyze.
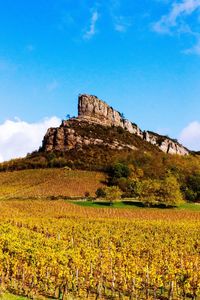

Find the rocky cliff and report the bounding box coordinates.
[42,94,189,156]
[42,119,137,153]
[78,94,143,137]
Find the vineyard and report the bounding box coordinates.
[0,169,105,199]
[0,200,200,299]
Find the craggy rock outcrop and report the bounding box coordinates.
[42,94,189,156]
[42,119,137,153]
[77,94,189,155]
[78,94,143,137]
[143,131,189,156]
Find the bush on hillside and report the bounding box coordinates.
[108,163,131,185]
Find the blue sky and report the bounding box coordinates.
[0,0,200,161]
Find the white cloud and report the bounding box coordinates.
[179,121,200,151]
[153,0,200,33]
[0,117,61,163]
[84,10,99,39]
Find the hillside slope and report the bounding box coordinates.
[0,119,163,172]
[0,169,105,199]
[0,95,199,178]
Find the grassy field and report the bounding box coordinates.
[0,169,106,199]
[0,200,199,299]
[0,294,27,300]
[72,199,200,211]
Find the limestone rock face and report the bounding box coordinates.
[78,94,143,137]
[77,94,189,155]
[143,131,189,156]
[78,94,123,127]
[42,94,189,156]
[42,119,137,153]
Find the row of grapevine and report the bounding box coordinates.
[0,200,199,299]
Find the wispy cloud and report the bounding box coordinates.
[153,0,200,55]
[179,121,200,151]
[153,0,200,34]
[114,16,132,32]
[183,34,200,54]
[46,80,60,92]
[110,0,121,10]
[84,10,99,39]
[0,117,61,163]
[109,0,132,33]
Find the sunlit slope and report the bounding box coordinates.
[0,169,106,199]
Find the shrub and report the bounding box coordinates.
[184,189,197,202]
[85,191,90,198]
[95,188,106,199]
[108,163,131,185]
[49,157,67,168]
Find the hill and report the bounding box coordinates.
[0,93,196,173]
[42,94,189,156]
[0,169,105,199]
[0,94,200,204]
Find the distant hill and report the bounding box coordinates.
[0,94,199,178]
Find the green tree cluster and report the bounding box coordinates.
[139,175,184,207]
[107,163,184,207]
[184,172,200,202]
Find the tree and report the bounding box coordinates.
[120,112,125,120]
[140,179,161,207]
[159,175,184,207]
[104,186,122,205]
[117,178,141,198]
[139,175,184,207]
[109,163,131,185]
[185,172,200,202]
